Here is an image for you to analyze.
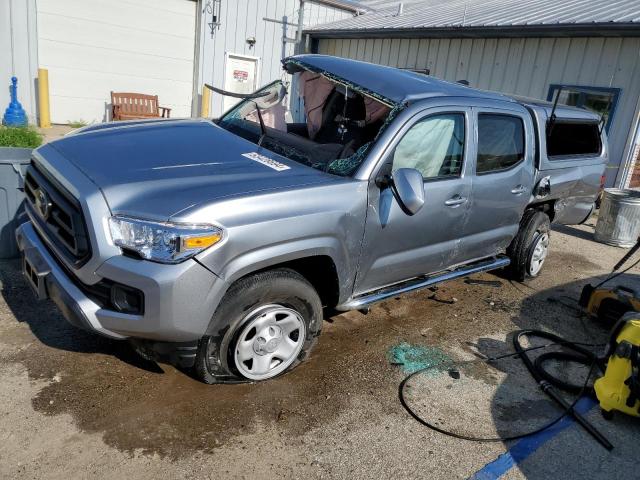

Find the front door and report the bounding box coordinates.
[459,107,535,262]
[354,108,472,295]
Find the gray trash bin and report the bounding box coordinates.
[0,147,32,258]
[594,188,640,247]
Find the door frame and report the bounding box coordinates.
[457,104,535,264]
[352,105,475,295]
[368,105,475,184]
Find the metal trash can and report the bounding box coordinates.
[0,147,32,258]
[594,188,640,247]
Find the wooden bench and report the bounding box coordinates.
[111,92,171,121]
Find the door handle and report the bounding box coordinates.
[444,195,467,207]
[511,185,527,195]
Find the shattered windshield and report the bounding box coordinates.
[216,68,397,177]
[218,81,288,135]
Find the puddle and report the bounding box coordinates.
[0,260,532,459]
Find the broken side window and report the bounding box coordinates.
[546,121,602,158]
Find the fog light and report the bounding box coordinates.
[110,284,144,314]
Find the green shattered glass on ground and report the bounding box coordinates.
[387,343,453,375]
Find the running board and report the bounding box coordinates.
[338,256,510,311]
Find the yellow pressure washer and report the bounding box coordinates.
[579,236,640,324]
[579,236,640,418]
[594,312,640,418]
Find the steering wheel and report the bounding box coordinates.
[338,139,357,160]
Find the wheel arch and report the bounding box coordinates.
[218,241,348,311]
[525,201,556,222]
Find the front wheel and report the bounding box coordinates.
[232,304,308,380]
[194,269,323,383]
[507,210,551,281]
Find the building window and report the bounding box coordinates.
[547,85,621,133]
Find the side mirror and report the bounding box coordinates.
[390,168,425,215]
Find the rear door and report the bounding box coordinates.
[536,113,608,225]
[458,105,535,263]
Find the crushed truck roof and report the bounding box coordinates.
[285,55,599,120]
[284,54,513,105]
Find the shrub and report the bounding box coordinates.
[0,125,43,148]
[68,120,87,128]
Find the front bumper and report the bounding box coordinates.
[16,221,226,342]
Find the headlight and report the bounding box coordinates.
[108,216,223,264]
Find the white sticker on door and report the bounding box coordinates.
[242,152,291,171]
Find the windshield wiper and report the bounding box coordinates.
[253,101,267,146]
[205,83,269,145]
[204,84,270,99]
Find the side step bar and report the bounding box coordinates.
[338,256,510,311]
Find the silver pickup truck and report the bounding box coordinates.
[16,55,607,382]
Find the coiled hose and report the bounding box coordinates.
[399,329,613,450]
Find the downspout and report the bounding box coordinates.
[616,96,640,188]
[283,1,305,124]
[284,0,305,44]
[191,0,204,117]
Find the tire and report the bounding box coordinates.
[194,268,323,384]
[507,210,551,282]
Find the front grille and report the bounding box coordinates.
[33,226,144,315]
[24,163,91,265]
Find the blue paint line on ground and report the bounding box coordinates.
[468,397,597,480]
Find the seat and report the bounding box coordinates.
[111,92,171,121]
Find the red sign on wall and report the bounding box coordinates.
[233,70,249,82]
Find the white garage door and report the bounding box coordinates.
[37,0,196,124]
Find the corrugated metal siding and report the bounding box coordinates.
[304,1,357,25]
[195,0,354,118]
[318,36,640,187]
[0,0,39,122]
[310,0,640,32]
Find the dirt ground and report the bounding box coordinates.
[1,219,639,479]
[37,124,74,143]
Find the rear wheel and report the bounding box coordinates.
[194,269,322,383]
[507,210,551,281]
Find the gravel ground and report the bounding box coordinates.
[1,218,639,479]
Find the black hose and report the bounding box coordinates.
[513,330,612,450]
[592,237,640,290]
[398,332,609,446]
[514,330,599,387]
[593,257,640,290]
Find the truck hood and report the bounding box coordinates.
[45,119,337,220]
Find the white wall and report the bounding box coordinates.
[37,0,197,124]
[0,0,39,123]
[2,0,355,126]
[318,36,640,188]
